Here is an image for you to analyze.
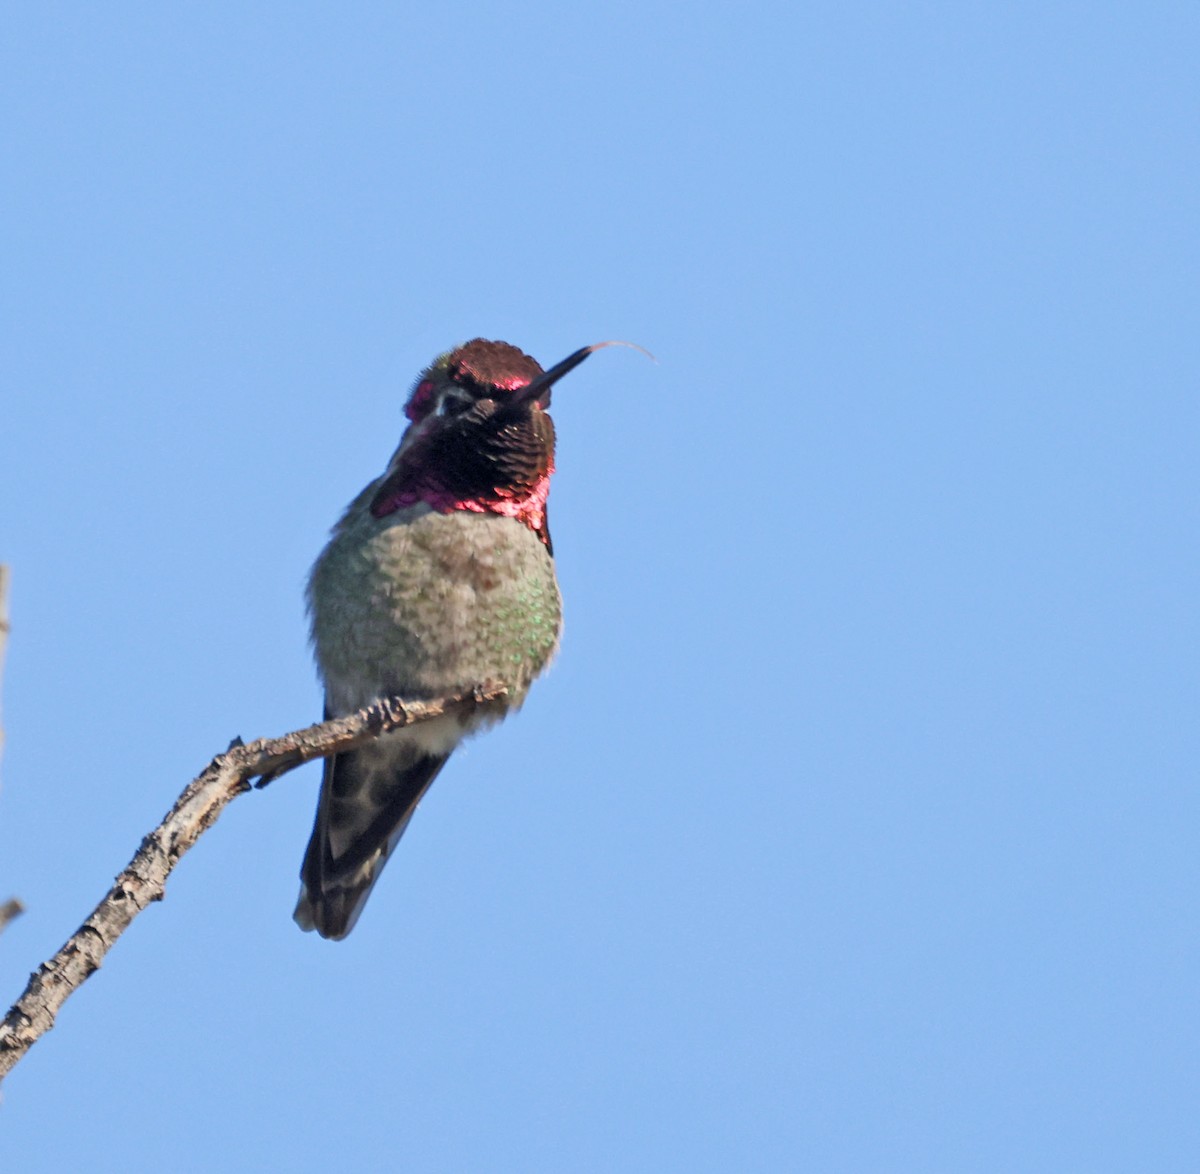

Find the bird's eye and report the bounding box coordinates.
[436,391,472,417]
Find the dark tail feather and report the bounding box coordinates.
[294,745,449,940]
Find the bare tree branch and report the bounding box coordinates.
[0,563,9,769]
[0,564,21,939]
[0,901,23,936]
[0,684,508,1083]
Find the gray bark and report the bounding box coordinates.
[0,684,508,1083]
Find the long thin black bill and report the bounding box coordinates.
[509,340,655,407]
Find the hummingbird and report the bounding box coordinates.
[296,338,615,939]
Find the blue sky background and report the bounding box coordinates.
[2,3,1197,1170]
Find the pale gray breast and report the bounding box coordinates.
[309,499,562,711]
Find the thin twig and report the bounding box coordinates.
[0,564,20,939]
[0,901,23,936]
[0,684,508,1083]
[0,563,9,765]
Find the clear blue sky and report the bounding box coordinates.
[2,3,1197,1170]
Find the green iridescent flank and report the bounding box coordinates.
[309,499,562,704]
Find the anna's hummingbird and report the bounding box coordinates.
[296,338,608,939]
